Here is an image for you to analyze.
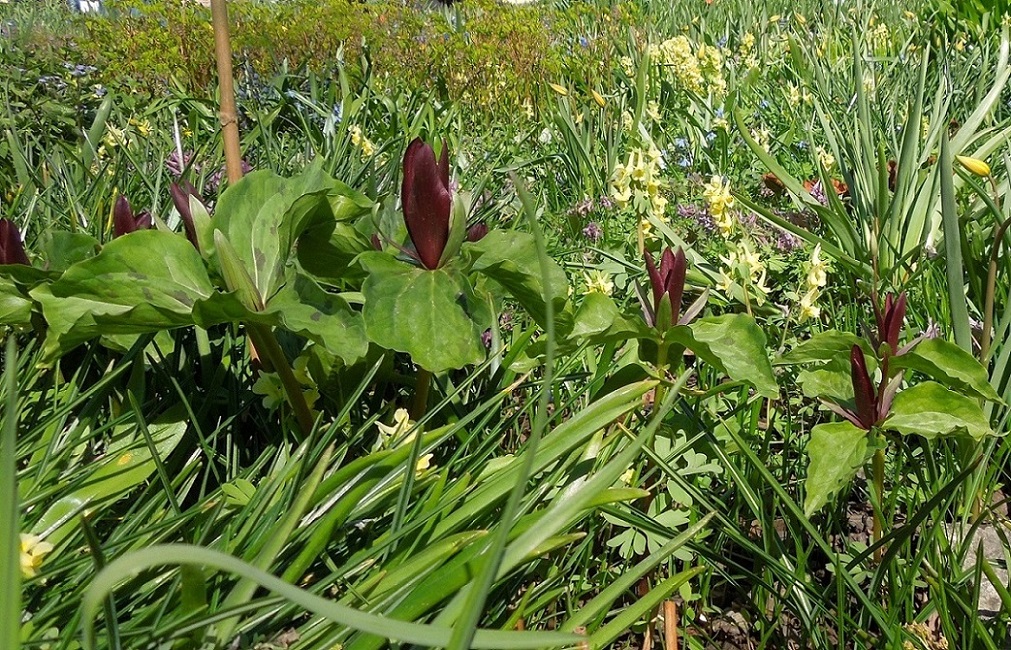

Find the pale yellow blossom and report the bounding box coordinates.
[20,533,53,579]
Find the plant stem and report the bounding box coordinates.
[410,368,432,420]
[980,214,1011,362]
[247,324,314,436]
[872,445,885,562]
[210,0,244,186]
[653,343,669,418]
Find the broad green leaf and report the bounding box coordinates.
[30,231,242,361]
[570,292,644,341]
[262,272,367,364]
[895,338,1002,402]
[885,382,995,440]
[796,358,853,402]
[680,314,779,398]
[464,231,569,331]
[804,421,869,516]
[0,277,32,326]
[779,330,873,365]
[31,412,187,548]
[297,221,373,283]
[213,161,334,302]
[359,252,485,373]
[42,231,100,272]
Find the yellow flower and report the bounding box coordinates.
[799,288,821,321]
[548,82,568,96]
[20,533,54,579]
[703,176,736,234]
[956,155,991,178]
[376,408,414,449]
[584,270,614,296]
[591,90,606,108]
[816,146,835,170]
[806,244,828,288]
[416,453,434,473]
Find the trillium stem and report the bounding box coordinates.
[247,324,314,437]
[872,444,885,562]
[653,343,669,418]
[410,368,433,420]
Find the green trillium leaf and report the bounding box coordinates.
[675,314,779,398]
[885,382,995,440]
[894,338,1002,402]
[464,230,569,332]
[359,252,486,373]
[803,420,870,516]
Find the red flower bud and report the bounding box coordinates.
[113,195,153,238]
[466,222,488,242]
[644,246,687,327]
[170,181,204,250]
[401,138,451,269]
[850,345,877,429]
[0,219,30,266]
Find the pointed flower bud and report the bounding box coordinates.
[643,246,687,328]
[850,345,877,430]
[402,138,452,270]
[113,195,153,238]
[465,222,488,243]
[0,219,29,266]
[872,291,907,356]
[955,155,990,178]
[170,181,204,250]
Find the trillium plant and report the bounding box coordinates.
[780,291,999,549]
[567,245,779,406]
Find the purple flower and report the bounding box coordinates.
[402,138,452,270]
[809,181,828,206]
[170,181,205,250]
[582,221,603,243]
[166,150,195,177]
[0,219,30,266]
[113,195,153,238]
[642,247,689,329]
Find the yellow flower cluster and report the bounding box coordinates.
[349,125,376,158]
[717,240,769,305]
[702,176,736,235]
[20,533,54,579]
[653,35,726,97]
[610,145,668,219]
[799,244,828,321]
[584,269,615,296]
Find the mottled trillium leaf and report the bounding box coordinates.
[796,358,854,402]
[804,420,870,516]
[359,252,486,373]
[30,230,245,362]
[261,271,368,365]
[893,338,1002,402]
[464,230,569,331]
[43,231,100,272]
[212,160,336,302]
[885,382,995,440]
[671,314,779,398]
[0,277,32,326]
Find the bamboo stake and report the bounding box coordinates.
[210,0,243,185]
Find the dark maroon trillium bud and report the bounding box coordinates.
[871,292,907,356]
[0,218,30,266]
[642,247,686,327]
[826,345,901,431]
[170,181,204,250]
[113,195,153,238]
[402,138,451,270]
[466,222,488,242]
